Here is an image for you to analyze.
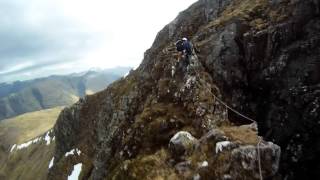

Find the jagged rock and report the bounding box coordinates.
[215,141,238,154]
[230,141,281,179]
[197,0,320,178]
[200,128,227,143]
[169,131,198,157]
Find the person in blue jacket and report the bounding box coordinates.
[182,37,192,59]
[175,37,193,68]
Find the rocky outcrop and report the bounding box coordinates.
[169,131,199,158]
[49,0,319,179]
[195,0,320,178]
[230,141,281,179]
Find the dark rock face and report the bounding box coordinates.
[197,0,320,178]
[49,0,319,179]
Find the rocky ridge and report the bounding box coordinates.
[49,0,320,179]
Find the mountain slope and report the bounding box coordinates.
[0,107,63,149]
[0,107,62,180]
[47,0,320,179]
[0,130,55,180]
[0,67,131,120]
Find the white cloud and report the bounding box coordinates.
[0,61,34,75]
[0,0,198,82]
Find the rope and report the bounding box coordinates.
[257,137,263,180]
[213,93,264,180]
[187,54,263,180]
[211,93,256,123]
[212,92,264,180]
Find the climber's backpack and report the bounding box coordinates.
[175,40,184,52]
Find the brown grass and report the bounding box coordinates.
[0,140,55,180]
[0,106,63,146]
[201,0,291,32]
[221,125,258,145]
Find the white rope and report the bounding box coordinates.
[212,93,263,180]
[257,137,263,180]
[188,58,263,180]
[211,93,256,123]
[215,94,264,180]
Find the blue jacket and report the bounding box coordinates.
[183,41,192,55]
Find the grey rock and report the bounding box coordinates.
[169,131,199,157]
[230,141,281,179]
[200,128,227,143]
[175,160,192,174]
[215,141,238,154]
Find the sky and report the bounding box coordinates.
[0,0,197,83]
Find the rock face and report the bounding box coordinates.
[230,141,281,179]
[48,0,319,179]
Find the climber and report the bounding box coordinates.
[182,37,193,59]
[175,37,193,69]
[175,38,193,57]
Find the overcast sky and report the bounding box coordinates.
[0,0,197,83]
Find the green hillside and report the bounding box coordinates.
[0,107,63,149]
[0,67,131,120]
[0,107,63,180]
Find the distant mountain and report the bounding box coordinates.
[0,67,131,120]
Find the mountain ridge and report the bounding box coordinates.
[0,67,131,120]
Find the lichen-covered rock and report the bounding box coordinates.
[230,141,281,179]
[215,141,238,154]
[169,131,198,157]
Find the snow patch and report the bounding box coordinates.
[65,148,81,157]
[49,157,54,169]
[215,141,231,154]
[11,137,42,152]
[44,131,52,145]
[10,129,54,152]
[68,163,82,180]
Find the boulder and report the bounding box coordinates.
[230,141,281,179]
[169,131,198,157]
